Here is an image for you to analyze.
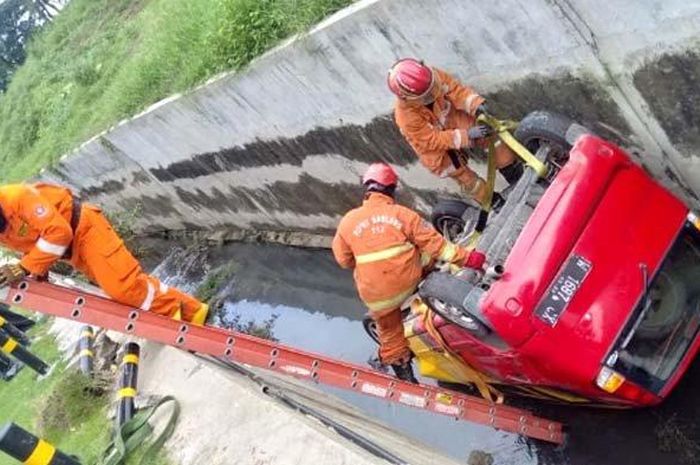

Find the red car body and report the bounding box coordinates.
[417,135,700,406]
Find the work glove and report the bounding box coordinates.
[0,264,27,287]
[467,125,493,141]
[475,103,489,116]
[463,251,486,270]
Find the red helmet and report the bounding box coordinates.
[362,163,399,186]
[387,58,434,99]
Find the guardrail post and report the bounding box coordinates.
[0,352,15,378]
[116,342,140,428]
[0,305,34,333]
[0,316,29,346]
[77,326,94,377]
[0,422,80,465]
[0,330,49,375]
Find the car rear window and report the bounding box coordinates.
[607,222,700,393]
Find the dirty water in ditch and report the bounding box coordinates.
[142,238,700,465]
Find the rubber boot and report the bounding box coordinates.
[391,361,419,384]
[499,162,524,185]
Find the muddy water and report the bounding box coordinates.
[143,239,700,465]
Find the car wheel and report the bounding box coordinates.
[430,199,479,241]
[418,272,489,338]
[362,315,381,345]
[514,110,590,177]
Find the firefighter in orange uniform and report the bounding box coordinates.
[332,163,486,382]
[388,58,523,207]
[0,183,208,324]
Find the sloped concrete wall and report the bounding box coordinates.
[41,0,700,239]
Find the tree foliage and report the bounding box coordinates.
[0,0,62,91]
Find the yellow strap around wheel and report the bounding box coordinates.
[23,439,56,465]
[482,136,498,212]
[477,114,548,177]
[420,304,503,404]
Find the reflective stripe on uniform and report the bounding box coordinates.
[36,238,67,256]
[1,337,18,354]
[355,243,414,265]
[366,286,416,312]
[140,282,155,311]
[452,129,462,149]
[23,439,56,465]
[123,354,139,365]
[420,252,432,267]
[438,241,458,262]
[159,281,169,294]
[79,349,94,358]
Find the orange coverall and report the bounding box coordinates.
[0,183,203,321]
[332,192,470,364]
[393,68,516,203]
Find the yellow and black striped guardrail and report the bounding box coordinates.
[0,422,80,465]
[0,316,29,346]
[77,326,94,377]
[116,343,140,428]
[0,330,48,375]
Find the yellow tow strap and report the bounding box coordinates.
[460,114,549,252]
[477,114,549,177]
[421,306,503,404]
[458,140,497,251]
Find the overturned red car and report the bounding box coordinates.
[367,113,700,407]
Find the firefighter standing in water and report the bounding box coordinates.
[0,183,208,324]
[388,58,523,207]
[332,163,486,382]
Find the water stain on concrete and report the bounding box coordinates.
[149,115,416,182]
[633,50,700,158]
[82,179,125,197]
[486,71,631,143]
[168,173,444,220]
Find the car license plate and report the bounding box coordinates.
[535,255,592,327]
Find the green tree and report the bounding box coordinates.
[0,0,62,91]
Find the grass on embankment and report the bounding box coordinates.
[0,317,169,465]
[0,0,353,182]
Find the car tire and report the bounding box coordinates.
[431,199,479,240]
[418,272,489,338]
[362,315,381,345]
[514,111,589,171]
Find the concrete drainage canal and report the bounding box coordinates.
[142,238,700,465]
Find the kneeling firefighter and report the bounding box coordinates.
[0,183,208,324]
[332,163,486,382]
[388,58,523,207]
